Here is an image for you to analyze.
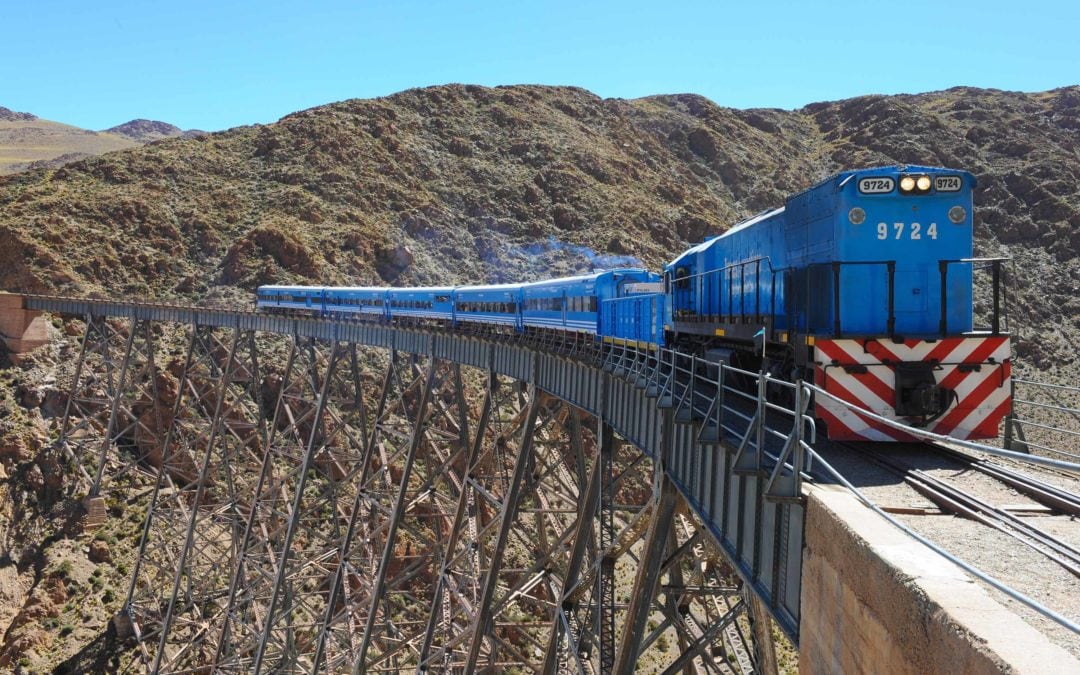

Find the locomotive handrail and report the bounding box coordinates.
[939,257,1010,336]
[803,259,900,338]
[797,257,1011,339]
[669,256,777,329]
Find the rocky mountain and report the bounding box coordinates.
[0,109,199,175]
[0,83,1077,670]
[0,110,136,175]
[0,84,1076,372]
[0,107,37,122]
[104,119,205,142]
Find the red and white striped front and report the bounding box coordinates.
[814,336,1012,441]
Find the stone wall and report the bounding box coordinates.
[800,484,1079,674]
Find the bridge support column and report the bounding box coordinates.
[463,390,542,669]
[56,315,166,528]
[541,414,603,675]
[355,358,440,669]
[613,473,679,674]
[415,369,499,671]
[124,325,267,672]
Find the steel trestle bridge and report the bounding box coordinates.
[28,294,814,673]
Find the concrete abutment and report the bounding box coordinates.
[799,484,1079,674]
[0,293,47,358]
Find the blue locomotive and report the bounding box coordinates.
[665,165,976,350]
[257,165,1011,442]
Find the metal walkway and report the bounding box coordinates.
[25,295,811,673]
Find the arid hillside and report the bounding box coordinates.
[0,84,1077,369]
[0,107,198,175]
[0,84,1077,670]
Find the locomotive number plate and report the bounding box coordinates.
[858,177,895,194]
[934,175,963,192]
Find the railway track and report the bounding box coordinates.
[847,442,1080,580]
[932,443,1080,516]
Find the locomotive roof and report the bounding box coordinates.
[665,207,783,268]
[792,165,977,201]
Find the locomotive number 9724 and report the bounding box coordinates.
[876,222,938,240]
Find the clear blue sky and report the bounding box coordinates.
[3,0,1077,131]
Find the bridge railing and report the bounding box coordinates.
[595,341,815,501]
[1004,379,1080,461]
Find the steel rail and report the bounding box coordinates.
[854,446,1080,580]
[932,445,1080,516]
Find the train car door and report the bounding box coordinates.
[515,290,523,332]
[894,268,928,333]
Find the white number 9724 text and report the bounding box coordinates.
[876,222,937,240]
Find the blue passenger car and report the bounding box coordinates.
[323,287,388,319]
[256,285,327,313]
[385,287,455,321]
[452,284,522,329]
[522,270,658,334]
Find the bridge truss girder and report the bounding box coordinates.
[53,319,775,674]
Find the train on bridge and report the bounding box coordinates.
[257,165,1011,442]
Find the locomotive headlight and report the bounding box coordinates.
[948,206,967,223]
[848,207,866,224]
[899,176,916,192]
[916,175,932,191]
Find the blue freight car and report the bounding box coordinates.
[601,293,666,348]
